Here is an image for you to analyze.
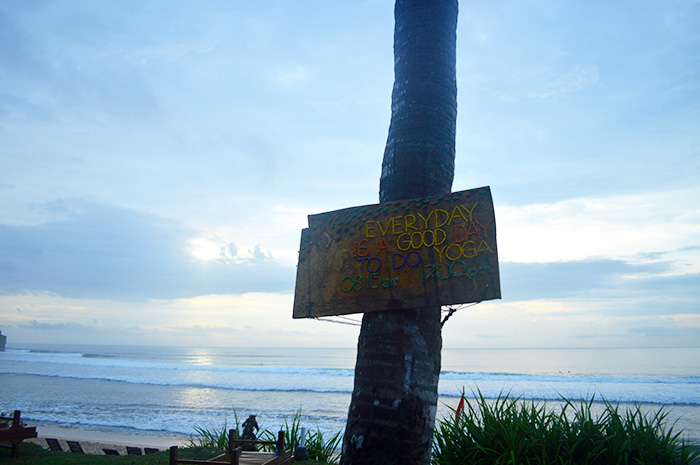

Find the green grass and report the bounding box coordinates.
[0,443,214,464]
[258,408,342,463]
[0,442,335,464]
[432,391,700,465]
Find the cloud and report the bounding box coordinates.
[0,291,360,347]
[0,1,698,349]
[501,259,699,315]
[626,323,700,339]
[501,259,658,300]
[0,2,163,124]
[530,64,600,99]
[0,199,294,300]
[496,188,700,264]
[442,298,700,348]
[18,319,97,332]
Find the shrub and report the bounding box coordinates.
[190,408,341,463]
[259,409,342,463]
[432,391,700,465]
[187,410,241,450]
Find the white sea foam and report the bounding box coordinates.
[1,345,699,440]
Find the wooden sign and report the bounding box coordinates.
[293,186,500,318]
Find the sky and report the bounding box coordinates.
[1,0,698,349]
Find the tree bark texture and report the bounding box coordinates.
[341,1,458,464]
[379,0,458,203]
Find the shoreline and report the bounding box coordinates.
[26,423,190,455]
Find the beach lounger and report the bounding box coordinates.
[145,447,159,454]
[103,448,120,455]
[45,438,63,451]
[126,446,143,455]
[66,440,84,453]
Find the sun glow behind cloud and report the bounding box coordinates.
[187,237,222,260]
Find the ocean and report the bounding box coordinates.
[1,345,699,445]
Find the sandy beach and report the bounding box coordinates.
[26,424,190,455]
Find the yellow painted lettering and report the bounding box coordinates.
[417,210,433,229]
[365,221,376,238]
[433,244,447,262]
[410,231,423,249]
[477,240,493,254]
[435,209,449,228]
[448,205,467,225]
[405,214,417,231]
[377,218,391,237]
[460,202,478,221]
[434,228,447,246]
[392,216,404,235]
[422,230,435,247]
[463,240,477,259]
[396,233,411,252]
[445,243,462,261]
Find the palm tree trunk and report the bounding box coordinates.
[340,1,458,464]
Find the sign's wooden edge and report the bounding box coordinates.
[292,186,500,319]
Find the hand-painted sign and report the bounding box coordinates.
[293,186,500,318]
